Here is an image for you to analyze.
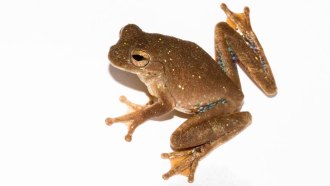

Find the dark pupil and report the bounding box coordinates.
[132,55,145,61]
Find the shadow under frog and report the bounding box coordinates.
[105,3,277,183]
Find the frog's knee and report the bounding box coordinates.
[215,22,231,32]
[170,124,210,150]
[170,130,185,150]
[170,129,196,150]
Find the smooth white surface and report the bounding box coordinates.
[1,0,330,185]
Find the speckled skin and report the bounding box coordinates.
[109,25,244,114]
[106,3,277,183]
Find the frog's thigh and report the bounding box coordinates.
[170,111,252,150]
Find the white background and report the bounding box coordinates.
[1,0,330,185]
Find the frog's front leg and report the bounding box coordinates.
[162,111,251,182]
[106,93,174,142]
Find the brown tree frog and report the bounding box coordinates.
[106,3,277,182]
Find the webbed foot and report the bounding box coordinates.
[220,3,252,34]
[161,145,210,183]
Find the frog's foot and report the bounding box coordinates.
[161,145,210,183]
[105,95,148,142]
[220,3,252,35]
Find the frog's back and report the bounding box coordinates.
[157,37,243,114]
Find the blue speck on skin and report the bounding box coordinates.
[197,98,228,113]
[228,46,238,64]
[260,57,267,72]
[216,49,226,73]
[246,39,267,72]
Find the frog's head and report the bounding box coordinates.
[109,24,164,76]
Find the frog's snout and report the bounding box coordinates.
[108,45,117,62]
[108,43,132,72]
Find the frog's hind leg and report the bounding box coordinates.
[162,111,251,182]
[215,22,242,91]
[215,3,277,96]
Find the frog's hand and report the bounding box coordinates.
[217,4,277,97]
[105,95,174,142]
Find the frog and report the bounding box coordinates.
[106,3,277,183]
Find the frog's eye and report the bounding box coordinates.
[130,50,150,67]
